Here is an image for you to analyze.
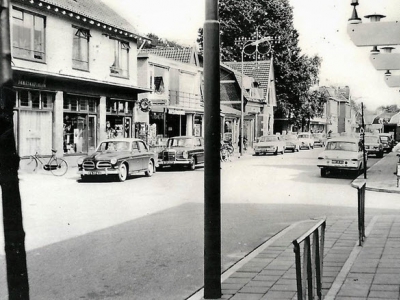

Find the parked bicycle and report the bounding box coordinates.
[220,142,231,162]
[222,139,234,155]
[21,149,68,176]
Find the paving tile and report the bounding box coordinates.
[244,281,274,288]
[231,272,258,278]
[223,277,252,284]
[238,286,269,294]
[370,284,400,292]
[368,290,399,298]
[222,283,247,291]
[373,273,400,285]
[268,283,297,292]
[230,293,264,300]
[260,291,296,299]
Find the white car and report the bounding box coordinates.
[297,132,314,150]
[254,135,285,155]
[317,137,366,177]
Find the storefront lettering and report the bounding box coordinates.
[17,80,46,88]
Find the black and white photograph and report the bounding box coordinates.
[1,0,400,299]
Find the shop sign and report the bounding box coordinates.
[168,109,185,115]
[246,106,260,114]
[151,99,169,106]
[17,79,46,88]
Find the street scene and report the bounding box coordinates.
[1,0,400,300]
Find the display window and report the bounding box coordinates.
[106,116,131,139]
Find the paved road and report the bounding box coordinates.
[0,148,397,299]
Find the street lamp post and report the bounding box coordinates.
[235,35,277,157]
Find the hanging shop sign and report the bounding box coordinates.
[139,98,152,112]
[168,109,185,115]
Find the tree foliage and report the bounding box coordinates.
[142,33,184,49]
[197,0,326,129]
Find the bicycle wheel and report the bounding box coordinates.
[49,158,68,176]
[20,156,38,173]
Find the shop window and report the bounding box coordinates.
[72,27,90,71]
[15,90,54,110]
[106,100,132,115]
[64,96,97,112]
[12,7,45,61]
[110,39,129,78]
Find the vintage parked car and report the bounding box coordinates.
[254,135,285,155]
[317,137,366,177]
[158,136,204,170]
[312,133,327,147]
[297,132,314,150]
[77,138,158,182]
[379,133,395,153]
[282,134,301,152]
[364,135,384,158]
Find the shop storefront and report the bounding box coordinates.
[105,99,133,139]
[14,88,55,156]
[13,72,150,157]
[63,94,98,154]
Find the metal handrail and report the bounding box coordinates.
[354,179,366,246]
[292,219,326,300]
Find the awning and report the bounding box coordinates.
[220,104,243,117]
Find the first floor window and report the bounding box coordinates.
[12,7,45,61]
[110,39,129,78]
[73,27,90,70]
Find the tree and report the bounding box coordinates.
[141,33,184,49]
[197,0,324,129]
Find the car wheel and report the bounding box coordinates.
[117,163,128,182]
[255,152,259,156]
[321,168,327,177]
[189,157,196,170]
[145,160,154,177]
[274,149,278,155]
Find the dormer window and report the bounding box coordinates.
[110,39,129,78]
[154,76,164,94]
[72,27,90,71]
[12,7,46,62]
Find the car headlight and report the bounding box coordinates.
[182,151,189,159]
[110,158,117,165]
[77,157,84,165]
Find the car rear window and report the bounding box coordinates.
[326,141,357,151]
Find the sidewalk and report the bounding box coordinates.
[189,152,400,300]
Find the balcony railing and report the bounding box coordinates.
[169,90,203,109]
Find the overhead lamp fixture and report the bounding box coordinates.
[385,70,392,77]
[381,46,395,53]
[365,14,386,22]
[348,0,361,24]
[371,46,380,55]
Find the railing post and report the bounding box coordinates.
[293,219,326,300]
[357,181,366,246]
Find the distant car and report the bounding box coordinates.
[77,138,158,182]
[312,133,327,147]
[158,136,204,170]
[364,135,384,158]
[379,133,394,153]
[317,137,366,177]
[282,134,300,152]
[297,132,314,150]
[254,135,285,155]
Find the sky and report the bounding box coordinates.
[101,0,400,111]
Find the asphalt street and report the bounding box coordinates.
[0,148,398,299]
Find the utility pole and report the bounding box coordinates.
[203,0,221,298]
[0,0,30,298]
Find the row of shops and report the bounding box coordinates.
[13,77,271,157]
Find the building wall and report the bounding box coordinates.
[12,3,139,86]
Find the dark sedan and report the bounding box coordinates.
[78,138,158,182]
[158,136,204,170]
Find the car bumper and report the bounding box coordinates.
[317,162,359,170]
[158,160,190,165]
[255,148,277,154]
[366,149,380,154]
[78,169,119,176]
